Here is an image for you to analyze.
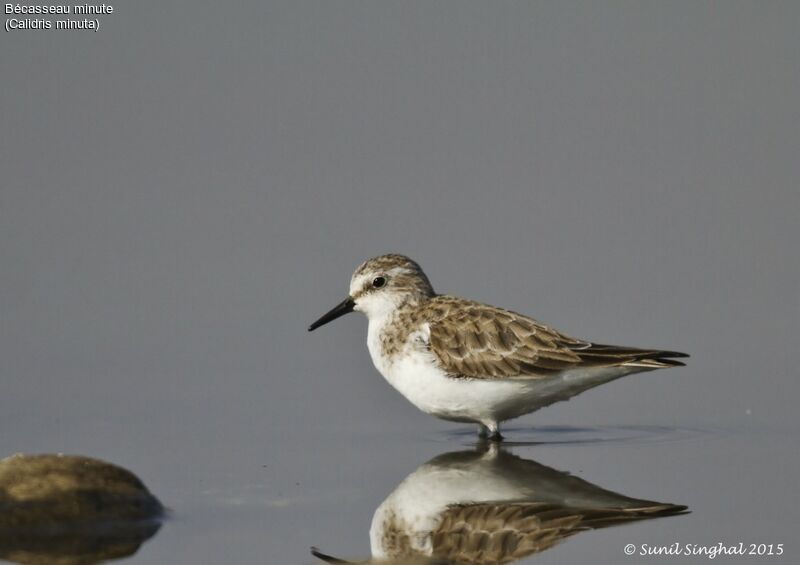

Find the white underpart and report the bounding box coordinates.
[366,314,645,431]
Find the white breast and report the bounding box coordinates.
[366,318,535,424]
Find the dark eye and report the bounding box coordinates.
[372,276,386,288]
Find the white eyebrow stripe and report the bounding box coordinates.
[385,266,410,277]
[350,265,413,295]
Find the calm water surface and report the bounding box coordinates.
[1,411,795,564]
[2,2,798,563]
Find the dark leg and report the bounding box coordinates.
[480,422,504,442]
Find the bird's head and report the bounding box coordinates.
[308,254,434,331]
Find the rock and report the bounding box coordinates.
[0,454,164,564]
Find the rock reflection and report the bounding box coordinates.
[0,454,164,565]
[313,444,687,564]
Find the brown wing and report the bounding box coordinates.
[432,502,584,563]
[432,501,686,564]
[426,297,688,379]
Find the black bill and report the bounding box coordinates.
[308,297,355,331]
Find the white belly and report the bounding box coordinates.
[381,349,534,424]
[367,318,640,425]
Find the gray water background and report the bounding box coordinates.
[1,2,798,563]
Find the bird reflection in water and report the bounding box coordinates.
[312,444,687,564]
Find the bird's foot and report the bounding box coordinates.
[479,424,504,442]
[488,431,504,442]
